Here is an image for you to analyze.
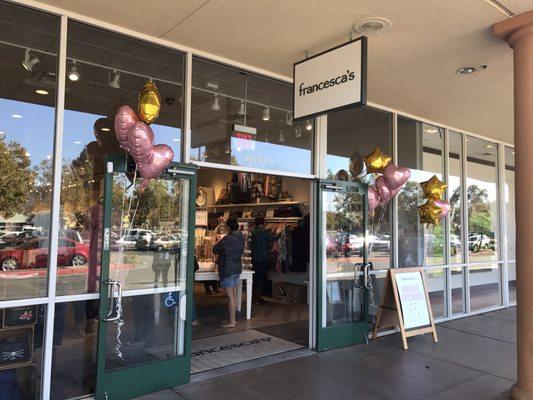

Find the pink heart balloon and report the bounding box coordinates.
[128,122,154,165]
[376,176,392,205]
[137,144,174,180]
[368,185,381,212]
[383,164,411,190]
[114,105,139,149]
[434,199,451,219]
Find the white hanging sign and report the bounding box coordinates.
[293,37,367,120]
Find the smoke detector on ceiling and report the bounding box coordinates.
[353,17,392,34]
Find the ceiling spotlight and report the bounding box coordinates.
[262,107,270,121]
[22,49,40,72]
[225,143,231,154]
[35,89,49,95]
[294,126,302,138]
[305,119,313,131]
[211,94,221,111]
[68,61,80,81]
[285,111,293,126]
[238,100,246,116]
[456,66,476,75]
[278,130,285,143]
[108,70,120,89]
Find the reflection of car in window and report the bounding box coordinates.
[0,237,89,271]
[468,234,491,252]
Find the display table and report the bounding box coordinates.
[194,270,254,319]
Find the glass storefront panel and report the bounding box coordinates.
[190,57,313,175]
[469,263,502,311]
[56,21,185,296]
[466,137,499,262]
[509,261,516,303]
[425,268,446,318]
[397,118,445,267]
[449,131,464,264]
[451,266,465,315]
[50,300,98,400]
[326,107,392,270]
[0,2,59,301]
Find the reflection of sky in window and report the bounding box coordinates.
[64,109,181,161]
[0,99,55,167]
[230,137,311,174]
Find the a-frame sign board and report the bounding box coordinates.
[372,267,438,349]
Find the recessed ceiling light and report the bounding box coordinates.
[11,114,22,119]
[100,127,110,132]
[425,128,438,134]
[74,141,82,144]
[353,17,392,34]
[457,66,476,75]
[35,89,49,95]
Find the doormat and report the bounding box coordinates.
[191,329,302,373]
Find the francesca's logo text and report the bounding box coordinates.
[298,70,356,96]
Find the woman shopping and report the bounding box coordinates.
[213,216,244,328]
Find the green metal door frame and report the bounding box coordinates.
[95,155,197,400]
[316,179,370,352]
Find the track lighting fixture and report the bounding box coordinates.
[262,107,270,121]
[211,94,221,111]
[285,111,293,126]
[294,126,302,138]
[68,61,80,82]
[108,70,120,89]
[238,100,246,116]
[305,119,313,131]
[22,49,40,72]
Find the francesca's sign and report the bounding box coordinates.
[293,37,367,120]
[394,271,431,329]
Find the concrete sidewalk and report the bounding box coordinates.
[137,308,516,400]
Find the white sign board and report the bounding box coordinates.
[195,209,208,227]
[394,271,431,329]
[293,37,367,120]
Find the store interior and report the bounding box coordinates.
[190,167,311,373]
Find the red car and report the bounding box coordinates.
[0,237,89,271]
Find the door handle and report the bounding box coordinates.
[363,263,372,290]
[101,280,123,322]
[353,264,363,289]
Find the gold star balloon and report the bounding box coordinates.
[138,80,161,124]
[362,147,392,174]
[420,175,447,200]
[418,198,442,225]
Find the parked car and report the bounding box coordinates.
[469,234,491,252]
[0,237,89,271]
[149,234,181,251]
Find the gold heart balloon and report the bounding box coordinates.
[418,198,442,225]
[138,80,161,125]
[362,147,392,174]
[420,175,447,200]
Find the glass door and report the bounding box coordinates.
[316,180,370,351]
[95,156,196,400]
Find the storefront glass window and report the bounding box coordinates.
[505,146,515,302]
[190,57,313,175]
[448,131,464,265]
[326,106,392,271]
[56,21,184,297]
[469,263,502,311]
[466,137,499,262]
[0,2,59,301]
[397,118,445,267]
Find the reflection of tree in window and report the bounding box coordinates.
[326,193,363,234]
[450,185,491,234]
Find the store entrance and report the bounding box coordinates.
[191,167,311,374]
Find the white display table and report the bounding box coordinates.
[194,270,254,320]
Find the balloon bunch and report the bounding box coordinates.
[417,175,450,225]
[114,80,174,181]
[351,147,411,213]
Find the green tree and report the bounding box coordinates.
[0,140,35,218]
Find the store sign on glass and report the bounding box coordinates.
[293,37,367,120]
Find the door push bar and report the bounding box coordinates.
[101,279,123,322]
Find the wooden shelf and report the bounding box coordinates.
[207,201,300,209]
